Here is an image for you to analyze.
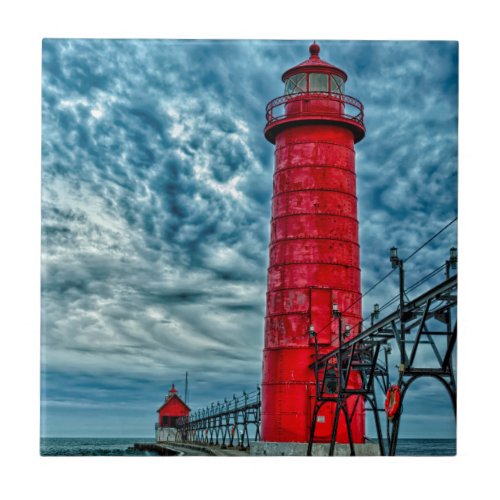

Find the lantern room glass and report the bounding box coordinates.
[309,73,328,92]
[285,73,307,94]
[330,74,344,94]
[285,72,345,95]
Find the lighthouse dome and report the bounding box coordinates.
[281,42,347,96]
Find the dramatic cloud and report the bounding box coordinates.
[41,40,457,438]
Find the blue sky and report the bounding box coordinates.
[41,39,457,438]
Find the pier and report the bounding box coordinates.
[133,441,249,456]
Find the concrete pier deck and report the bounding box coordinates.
[250,441,381,456]
[134,441,250,456]
[135,440,380,456]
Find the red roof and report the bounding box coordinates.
[156,392,191,413]
[282,42,348,83]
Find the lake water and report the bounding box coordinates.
[40,437,456,456]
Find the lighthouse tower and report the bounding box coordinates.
[261,43,366,446]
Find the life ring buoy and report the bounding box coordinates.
[384,385,401,420]
[231,425,236,437]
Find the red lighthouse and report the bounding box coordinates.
[156,383,190,442]
[261,42,365,445]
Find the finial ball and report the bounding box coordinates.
[309,42,320,57]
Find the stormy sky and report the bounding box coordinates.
[41,39,457,438]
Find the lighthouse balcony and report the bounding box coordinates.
[264,91,365,144]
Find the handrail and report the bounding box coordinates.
[265,91,364,127]
[176,388,261,425]
[310,274,458,369]
[174,387,261,448]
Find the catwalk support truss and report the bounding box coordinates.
[307,269,457,456]
[176,388,261,450]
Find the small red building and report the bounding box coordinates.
[157,384,190,429]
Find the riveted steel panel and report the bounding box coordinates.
[264,314,311,347]
[276,124,354,147]
[270,239,360,268]
[267,263,360,291]
[266,288,309,316]
[272,190,358,219]
[262,348,316,381]
[274,166,356,195]
[272,214,359,242]
[261,382,310,442]
[275,142,355,171]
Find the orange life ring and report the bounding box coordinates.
[384,385,401,420]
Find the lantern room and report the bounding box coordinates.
[282,42,347,95]
[157,383,190,429]
[264,42,365,144]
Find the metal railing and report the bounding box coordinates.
[265,91,364,127]
[175,388,261,449]
[308,271,457,456]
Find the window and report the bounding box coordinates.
[285,73,307,94]
[284,72,345,95]
[161,415,179,427]
[330,74,345,94]
[309,73,328,92]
